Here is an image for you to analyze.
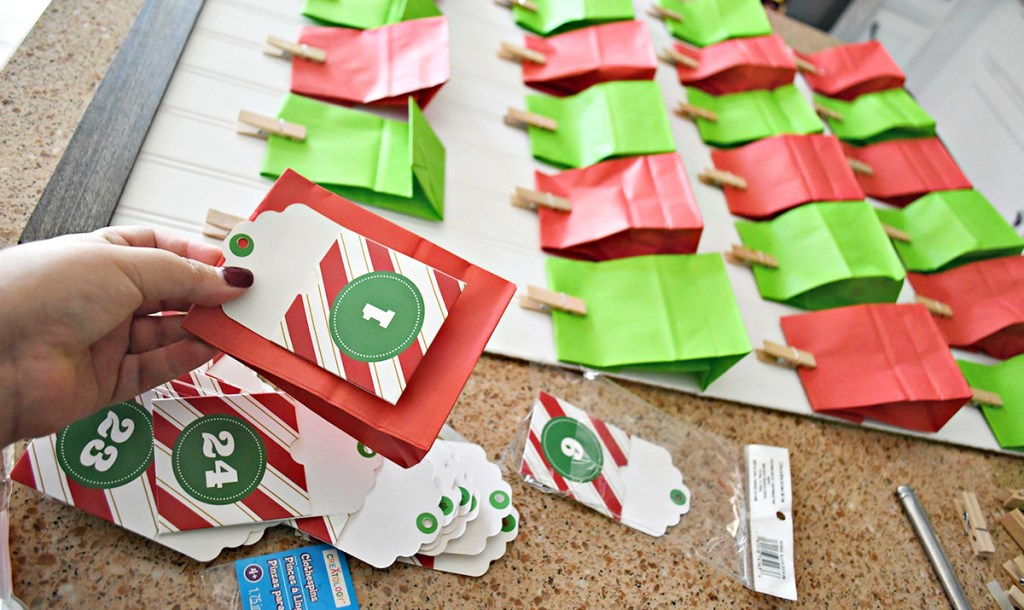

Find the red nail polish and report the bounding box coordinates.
[223,266,254,288]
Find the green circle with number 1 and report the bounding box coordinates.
[540,417,604,484]
[329,271,425,362]
[172,414,266,505]
[56,401,153,489]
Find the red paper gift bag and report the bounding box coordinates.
[671,35,796,95]
[291,17,449,108]
[842,138,971,206]
[907,256,1024,359]
[781,303,971,432]
[521,21,657,96]
[183,170,515,467]
[795,41,905,101]
[711,134,864,219]
[535,153,702,260]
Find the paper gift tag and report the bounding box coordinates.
[438,441,513,557]
[874,189,1024,273]
[656,0,772,48]
[220,204,465,405]
[814,89,936,146]
[302,0,441,30]
[794,40,905,100]
[261,95,445,221]
[519,21,656,97]
[672,35,796,95]
[546,254,751,389]
[619,436,691,537]
[685,84,823,148]
[736,201,906,310]
[710,134,864,219]
[523,80,675,168]
[958,356,1024,451]
[292,17,449,108]
[780,303,972,432]
[511,0,634,36]
[842,137,972,206]
[535,153,702,260]
[399,508,520,577]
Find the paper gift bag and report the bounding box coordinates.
[685,84,823,148]
[780,303,971,432]
[710,134,864,219]
[290,18,449,108]
[813,89,936,145]
[842,137,972,206]
[907,256,1024,360]
[736,202,905,310]
[524,80,675,168]
[303,0,440,29]
[260,94,445,221]
[184,170,516,467]
[794,41,905,101]
[875,189,1024,272]
[671,35,796,94]
[958,356,1024,451]
[656,0,772,48]
[535,154,703,260]
[519,21,657,96]
[545,254,751,389]
[511,0,634,36]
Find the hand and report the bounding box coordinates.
[0,226,252,446]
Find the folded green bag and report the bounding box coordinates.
[524,80,675,168]
[513,0,634,36]
[813,89,936,145]
[735,201,905,310]
[261,94,445,221]
[958,357,1024,452]
[685,85,823,148]
[303,0,441,28]
[546,254,751,389]
[657,0,771,47]
[875,190,1024,273]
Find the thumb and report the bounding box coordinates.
[119,247,253,307]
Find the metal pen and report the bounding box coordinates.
[896,484,972,610]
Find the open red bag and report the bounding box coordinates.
[710,134,864,219]
[183,171,515,467]
[794,41,905,101]
[907,256,1024,360]
[535,153,702,260]
[520,21,657,96]
[842,138,971,206]
[780,303,971,432]
[671,35,796,95]
[291,17,449,108]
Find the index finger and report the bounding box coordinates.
[93,226,225,266]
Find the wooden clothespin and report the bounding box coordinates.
[755,340,817,369]
[970,388,1004,408]
[1002,509,1024,552]
[658,47,699,69]
[1003,554,1024,586]
[846,157,875,176]
[814,103,844,122]
[203,209,246,240]
[1004,490,1024,510]
[793,56,818,74]
[915,295,953,318]
[675,102,718,122]
[494,0,537,11]
[519,285,587,316]
[504,107,558,131]
[648,5,683,22]
[1009,586,1024,610]
[725,244,778,268]
[511,187,571,212]
[955,491,995,557]
[263,35,327,63]
[699,168,748,190]
[498,41,546,65]
[881,224,911,243]
[237,110,307,142]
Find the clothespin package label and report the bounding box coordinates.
[233,544,359,610]
[746,445,797,601]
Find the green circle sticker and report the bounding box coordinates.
[439,496,454,516]
[356,443,376,458]
[56,401,153,489]
[230,233,254,257]
[501,514,517,533]
[490,490,510,510]
[540,417,604,484]
[416,512,438,535]
[670,489,688,506]
[328,271,425,362]
[171,414,266,505]
[459,486,470,507]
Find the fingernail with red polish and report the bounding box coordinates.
[222,267,254,288]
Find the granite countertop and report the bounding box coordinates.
[2,2,1023,608]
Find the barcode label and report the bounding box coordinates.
[756,536,785,580]
[745,445,796,600]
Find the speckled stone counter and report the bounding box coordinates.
[2,3,1024,608]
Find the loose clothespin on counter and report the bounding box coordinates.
[510,187,571,212]
[846,157,875,176]
[498,41,546,65]
[674,102,718,122]
[1004,490,1024,510]
[504,107,558,132]
[647,5,683,22]
[237,110,307,141]
[725,244,777,268]
[1003,555,1024,586]
[915,294,953,318]
[755,340,817,369]
[495,0,537,12]
[203,209,246,240]
[263,35,327,63]
[814,103,844,122]
[519,285,587,316]
[1002,509,1024,552]
[955,490,995,557]
[699,167,748,190]
[658,46,699,69]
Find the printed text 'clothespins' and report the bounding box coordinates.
[915,294,953,318]
[237,110,307,142]
[647,5,683,22]
[264,35,327,63]
[755,340,817,369]
[495,0,537,12]
[504,107,558,132]
[725,244,777,268]
[699,167,748,190]
[675,102,718,122]
[498,41,546,65]
[203,208,246,240]
[511,187,571,212]
[519,285,587,315]
[659,47,699,69]
[956,490,995,557]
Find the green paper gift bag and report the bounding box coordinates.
[303,0,441,29]
[735,201,905,310]
[260,94,445,221]
[875,190,1024,273]
[512,0,634,36]
[813,89,936,145]
[657,0,772,47]
[685,85,823,148]
[524,80,675,168]
[546,254,751,389]
[958,357,1024,451]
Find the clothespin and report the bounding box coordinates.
[915,295,953,318]
[755,340,817,369]
[510,187,571,212]
[846,157,875,176]
[504,107,558,131]
[675,102,718,122]
[793,56,818,74]
[658,47,699,69]
[1003,554,1024,586]
[519,285,587,315]
[498,41,546,65]
[648,5,683,22]
[955,491,995,557]
[1002,509,1024,552]
[1009,586,1024,610]
[263,35,327,63]
[203,209,246,240]
[970,388,1004,408]
[814,103,844,122]
[1004,490,1024,510]
[699,168,748,190]
[725,244,778,269]
[494,0,537,11]
[237,110,307,141]
[881,224,911,243]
